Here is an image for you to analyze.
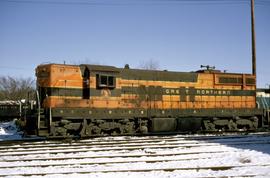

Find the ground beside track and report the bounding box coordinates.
[1,120,270,178]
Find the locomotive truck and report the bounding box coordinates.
[23,63,270,138]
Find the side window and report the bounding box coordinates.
[100,75,108,87]
[96,74,116,89]
[108,76,115,87]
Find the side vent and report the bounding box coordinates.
[219,77,243,84]
[246,78,256,85]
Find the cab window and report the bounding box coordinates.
[96,74,116,88]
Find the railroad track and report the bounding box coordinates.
[0,133,270,177]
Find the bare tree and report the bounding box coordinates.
[71,58,101,65]
[138,59,160,70]
[0,76,35,101]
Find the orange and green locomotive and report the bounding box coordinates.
[25,63,270,137]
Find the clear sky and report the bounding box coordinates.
[0,0,269,87]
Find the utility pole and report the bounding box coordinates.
[251,0,256,76]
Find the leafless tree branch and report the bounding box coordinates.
[138,59,160,70]
[0,76,35,101]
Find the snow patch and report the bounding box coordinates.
[0,120,22,141]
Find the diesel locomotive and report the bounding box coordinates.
[24,63,270,137]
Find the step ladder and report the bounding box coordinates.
[37,108,50,137]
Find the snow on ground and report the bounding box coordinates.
[0,121,270,177]
[2,142,270,178]
[0,120,22,141]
